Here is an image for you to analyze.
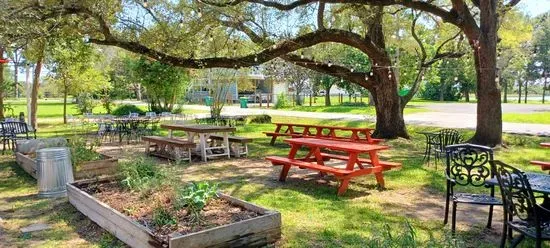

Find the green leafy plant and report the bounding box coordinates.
[274,93,289,109]
[152,206,177,227]
[174,182,218,224]
[74,93,98,114]
[119,157,164,191]
[111,104,146,116]
[68,136,102,167]
[249,114,272,124]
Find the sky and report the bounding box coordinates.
[520,0,550,17]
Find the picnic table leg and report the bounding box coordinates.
[270,124,282,145]
[199,133,207,162]
[223,132,230,158]
[368,150,385,188]
[313,147,327,176]
[279,144,301,182]
[337,179,350,196]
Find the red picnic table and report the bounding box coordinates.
[264,123,382,145]
[266,138,401,195]
[530,143,550,171]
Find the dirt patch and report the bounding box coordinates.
[78,181,260,244]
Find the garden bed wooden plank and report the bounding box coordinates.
[67,180,281,248]
[67,181,163,248]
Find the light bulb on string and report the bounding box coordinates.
[254,56,258,62]
[143,0,148,8]
[83,34,90,43]
[328,61,332,67]
[369,71,373,76]
[388,74,392,79]
[351,68,355,72]
[341,78,344,83]
[365,75,369,81]
[209,34,214,42]
[300,51,304,59]
[179,19,184,28]
[197,9,202,18]
[454,77,458,81]
[421,75,425,81]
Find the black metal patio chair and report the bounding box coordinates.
[444,144,502,234]
[490,160,550,248]
[433,129,462,167]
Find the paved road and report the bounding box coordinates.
[181,103,550,136]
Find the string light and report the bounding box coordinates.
[143,0,148,8]
[197,9,202,18]
[350,68,355,72]
[454,77,458,81]
[254,56,258,62]
[300,51,304,59]
[340,78,344,83]
[83,34,90,43]
[370,71,373,76]
[179,19,184,28]
[365,75,369,81]
[209,34,213,42]
[328,61,332,67]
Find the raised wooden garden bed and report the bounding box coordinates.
[15,152,118,180]
[67,179,281,248]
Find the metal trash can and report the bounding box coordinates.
[239,97,248,108]
[36,147,74,198]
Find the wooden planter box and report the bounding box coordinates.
[15,152,118,180]
[67,179,282,248]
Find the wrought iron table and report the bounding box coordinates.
[486,172,550,195]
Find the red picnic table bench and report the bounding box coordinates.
[264,123,383,145]
[530,143,550,171]
[265,138,401,195]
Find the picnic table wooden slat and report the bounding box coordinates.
[160,124,236,133]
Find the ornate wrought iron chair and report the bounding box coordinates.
[490,160,550,248]
[433,129,462,166]
[444,144,501,233]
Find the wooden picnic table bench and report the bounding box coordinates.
[530,143,550,171]
[265,138,401,195]
[142,136,195,162]
[264,123,382,145]
[209,134,252,158]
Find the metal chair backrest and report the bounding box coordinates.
[490,161,542,226]
[439,129,462,151]
[145,112,157,117]
[128,112,139,118]
[1,121,29,136]
[445,143,494,187]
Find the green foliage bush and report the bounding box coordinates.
[274,93,289,109]
[420,81,461,101]
[111,104,145,116]
[174,182,218,224]
[68,136,101,168]
[249,114,272,124]
[119,157,164,191]
[75,93,98,114]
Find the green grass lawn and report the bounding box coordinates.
[1,101,549,247]
[502,112,550,124]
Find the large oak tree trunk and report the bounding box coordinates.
[31,47,44,130]
[469,0,502,146]
[370,69,409,139]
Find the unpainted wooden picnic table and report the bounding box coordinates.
[266,137,401,195]
[160,124,236,162]
[264,123,380,145]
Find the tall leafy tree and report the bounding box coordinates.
[47,37,109,123]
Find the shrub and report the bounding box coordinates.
[75,93,98,114]
[249,114,272,124]
[111,104,146,116]
[68,136,101,168]
[174,182,218,224]
[119,157,164,191]
[274,93,289,109]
